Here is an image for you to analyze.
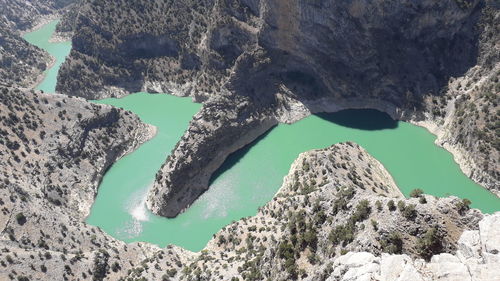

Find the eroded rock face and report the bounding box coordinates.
[57,0,499,218]
[146,96,279,217]
[58,0,482,103]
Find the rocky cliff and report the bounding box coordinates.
[56,0,499,218]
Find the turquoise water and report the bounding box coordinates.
[23,20,71,93]
[25,20,500,252]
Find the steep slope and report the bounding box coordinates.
[0,86,181,281]
[115,143,500,280]
[0,0,75,31]
[0,19,52,88]
[56,0,499,218]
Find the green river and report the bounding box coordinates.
[24,20,500,252]
[23,20,72,93]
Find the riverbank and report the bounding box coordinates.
[280,94,500,198]
[22,19,72,93]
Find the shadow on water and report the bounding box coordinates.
[316,109,398,131]
[210,108,396,185]
[209,128,275,185]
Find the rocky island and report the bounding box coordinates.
[0,0,499,280]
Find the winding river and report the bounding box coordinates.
[24,20,500,252]
[23,20,71,93]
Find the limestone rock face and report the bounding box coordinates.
[379,254,424,281]
[479,214,500,263]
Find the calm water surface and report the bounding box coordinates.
[25,20,500,252]
[23,20,71,93]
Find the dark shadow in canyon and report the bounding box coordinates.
[208,127,274,186]
[315,109,398,131]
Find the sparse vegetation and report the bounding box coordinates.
[456,198,472,215]
[410,189,424,198]
[417,227,443,261]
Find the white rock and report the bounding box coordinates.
[428,253,471,281]
[479,213,500,263]
[467,263,500,281]
[335,252,377,267]
[457,230,482,263]
[342,262,379,281]
[380,254,424,281]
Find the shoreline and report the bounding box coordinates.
[277,96,500,199]
[49,31,73,43]
[22,16,72,92]
[31,54,57,91]
[20,14,61,37]
[74,82,500,217]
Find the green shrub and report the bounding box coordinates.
[307,253,318,265]
[387,200,396,211]
[351,200,371,222]
[409,189,424,198]
[417,227,443,261]
[402,204,417,220]
[456,198,472,215]
[328,224,355,246]
[16,212,26,225]
[380,232,403,254]
[397,201,406,211]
